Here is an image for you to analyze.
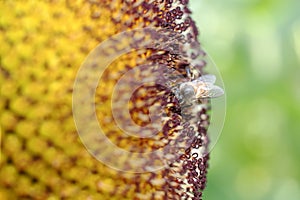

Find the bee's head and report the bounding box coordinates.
[179,83,195,100]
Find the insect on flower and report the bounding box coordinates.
[179,74,224,100]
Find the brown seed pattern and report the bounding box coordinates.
[0,0,211,199]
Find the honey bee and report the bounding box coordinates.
[179,74,224,100]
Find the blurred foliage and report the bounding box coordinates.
[190,0,300,199]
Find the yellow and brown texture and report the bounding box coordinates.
[0,0,210,200]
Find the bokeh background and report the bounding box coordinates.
[190,0,300,199]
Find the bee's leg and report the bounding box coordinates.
[185,66,192,80]
[191,66,200,80]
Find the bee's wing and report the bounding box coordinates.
[206,85,224,98]
[196,74,216,84]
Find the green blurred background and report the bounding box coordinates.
[190,0,300,199]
